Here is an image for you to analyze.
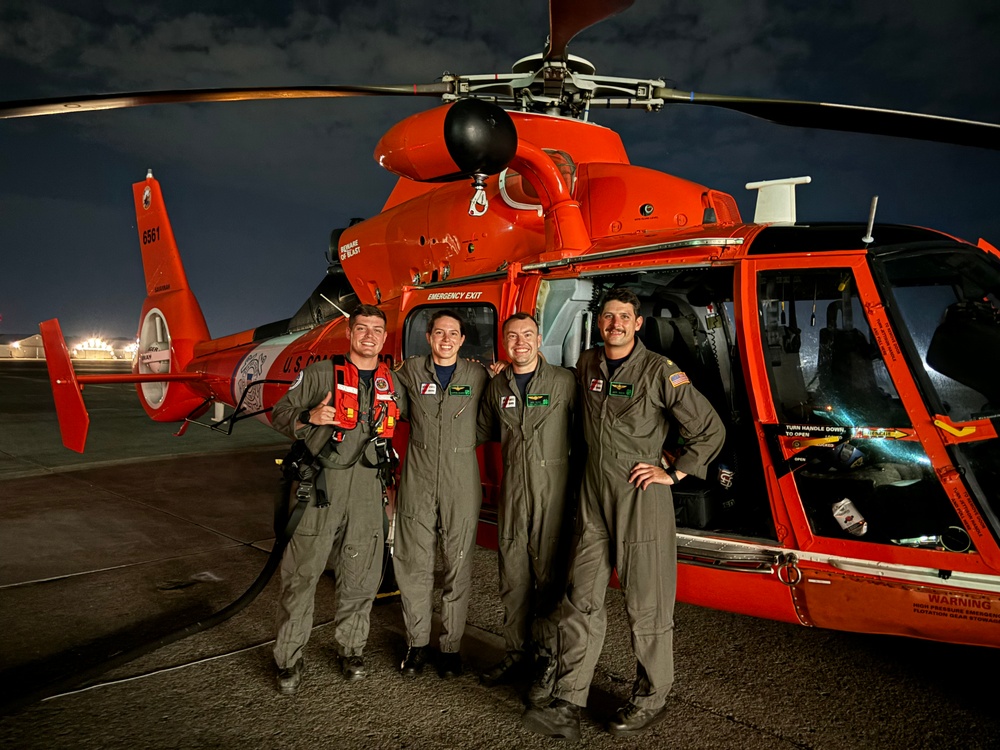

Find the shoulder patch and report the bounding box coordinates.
[288,371,304,390]
[669,371,690,387]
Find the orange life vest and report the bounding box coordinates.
[330,355,399,442]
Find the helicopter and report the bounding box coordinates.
[5,0,1000,651]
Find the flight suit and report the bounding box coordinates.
[394,355,489,653]
[270,358,407,668]
[476,356,576,660]
[552,338,725,711]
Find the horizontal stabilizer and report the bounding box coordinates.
[39,319,89,453]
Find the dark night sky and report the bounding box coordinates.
[1,0,998,339]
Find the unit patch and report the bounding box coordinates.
[669,372,690,388]
[420,382,437,395]
[526,394,550,407]
[289,371,304,390]
[501,395,517,409]
[609,382,634,398]
[589,378,604,392]
[449,384,473,396]
[374,377,389,391]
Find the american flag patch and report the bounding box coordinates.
[420,382,437,395]
[589,379,603,392]
[669,372,690,387]
[501,395,517,409]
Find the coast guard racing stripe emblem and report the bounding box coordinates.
[420,382,437,395]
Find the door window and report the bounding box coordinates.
[758,269,904,427]
[757,267,969,550]
[402,304,497,367]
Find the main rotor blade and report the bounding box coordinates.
[545,0,634,62]
[0,84,453,120]
[656,87,1000,150]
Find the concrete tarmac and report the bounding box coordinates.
[1,359,999,749]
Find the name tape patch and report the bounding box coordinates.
[609,382,634,398]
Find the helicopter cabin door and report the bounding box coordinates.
[744,255,1000,645]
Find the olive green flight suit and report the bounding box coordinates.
[476,356,577,660]
[270,358,407,668]
[552,338,725,711]
[394,355,489,653]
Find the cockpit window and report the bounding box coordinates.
[758,266,969,549]
[877,248,1000,422]
[757,269,906,427]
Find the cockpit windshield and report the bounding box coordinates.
[875,247,1000,422]
[875,245,1000,542]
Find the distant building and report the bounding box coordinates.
[0,333,137,360]
[0,333,44,358]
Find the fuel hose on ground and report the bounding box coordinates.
[0,442,315,716]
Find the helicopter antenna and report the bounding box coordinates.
[320,293,351,319]
[862,196,879,244]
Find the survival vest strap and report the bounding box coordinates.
[280,439,328,509]
[329,355,400,443]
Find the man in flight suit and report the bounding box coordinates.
[394,310,489,678]
[523,288,725,739]
[270,304,407,694]
[477,312,577,706]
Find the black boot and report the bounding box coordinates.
[437,651,463,679]
[607,701,668,736]
[339,654,366,681]
[275,659,304,696]
[480,652,526,686]
[522,698,581,741]
[400,646,428,678]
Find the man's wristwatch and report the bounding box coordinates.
[299,409,313,426]
[665,466,680,485]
